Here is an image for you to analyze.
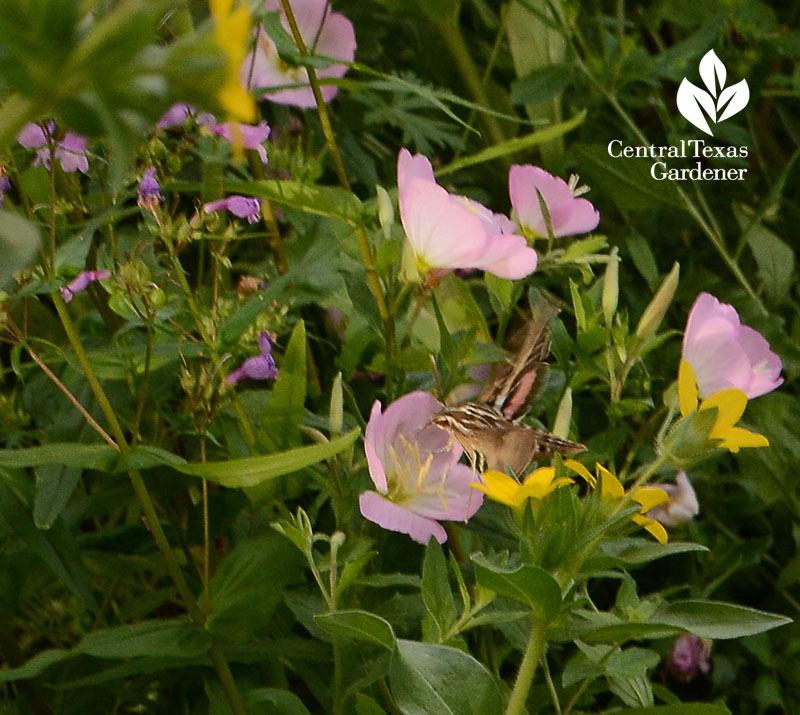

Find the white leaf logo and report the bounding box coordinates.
[677,49,749,136]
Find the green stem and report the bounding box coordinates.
[278,0,395,359]
[505,618,547,715]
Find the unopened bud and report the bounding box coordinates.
[635,262,679,342]
[376,185,394,240]
[552,388,573,440]
[602,247,619,327]
[329,372,343,436]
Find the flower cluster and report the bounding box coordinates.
[18,122,89,174]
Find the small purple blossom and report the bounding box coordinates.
[60,270,111,303]
[138,168,164,209]
[667,634,711,681]
[17,122,89,174]
[227,332,278,384]
[156,103,196,129]
[647,471,700,528]
[202,117,271,163]
[0,175,10,208]
[204,196,262,224]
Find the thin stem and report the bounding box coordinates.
[542,648,562,715]
[201,438,211,619]
[505,618,547,715]
[131,322,154,445]
[278,0,395,356]
[23,342,118,449]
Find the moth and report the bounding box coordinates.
[430,300,585,474]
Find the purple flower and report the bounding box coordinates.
[682,292,783,400]
[0,175,10,208]
[202,117,271,163]
[227,332,278,384]
[243,0,356,108]
[646,471,700,528]
[138,168,164,209]
[60,270,111,303]
[204,195,262,224]
[667,634,711,681]
[359,391,483,545]
[156,103,196,129]
[509,165,600,238]
[17,122,90,174]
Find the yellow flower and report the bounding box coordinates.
[678,360,768,453]
[471,466,575,509]
[209,0,256,123]
[564,461,669,543]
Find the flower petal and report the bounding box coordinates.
[701,388,747,430]
[633,486,670,511]
[472,470,520,507]
[359,491,447,544]
[678,360,699,417]
[564,459,597,487]
[598,464,624,499]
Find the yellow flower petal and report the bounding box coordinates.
[634,515,668,544]
[519,468,573,500]
[713,426,770,453]
[678,360,698,417]
[701,388,747,431]
[633,486,670,512]
[564,459,596,487]
[472,470,521,507]
[598,464,624,499]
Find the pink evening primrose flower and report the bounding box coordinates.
[646,471,699,528]
[60,270,111,303]
[397,149,538,281]
[18,122,90,174]
[509,165,599,238]
[200,116,271,163]
[243,0,356,108]
[227,332,279,384]
[359,391,483,544]
[204,195,263,224]
[682,292,783,400]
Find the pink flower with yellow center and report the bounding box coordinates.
[359,391,482,544]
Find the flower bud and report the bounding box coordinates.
[552,388,573,440]
[602,247,619,327]
[635,261,679,343]
[329,372,343,436]
[667,633,711,681]
[376,185,394,240]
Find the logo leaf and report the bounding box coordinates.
[717,79,750,123]
[699,49,726,98]
[677,79,717,136]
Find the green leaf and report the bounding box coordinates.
[315,610,396,651]
[115,445,188,471]
[623,706,731,715]
[422,539,457,643]
[434,273,491,343]
[485,273,514,315]
[0,469,100,616]
[653,600,792,639]
[389,639,503,715]
[431,295,458,381]
[208,534,304,643]
[0,210,41,287]
[594,539,709,568]
[173,427,360,487]
[354,693,388,715]
[224,180,364,225]
[77,619,211,658]
[438,111,587,176]
[582,622,682,644]
[33,464,82,529]
[0,648,72,682]
[511,63,575,105]
[472,555,562,622]
[0,443,117,470]
[246,688,312,715]
[260,320,307,452]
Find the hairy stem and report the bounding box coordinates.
[505,618,547,715]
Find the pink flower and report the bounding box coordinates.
[682,292,783,399]
[509,165,599,238]
[200,116,271,163]
[397,150,538,280]
[227,332,278,384]
[667,634,711,681]
[359,391,483,544]
[156,103,196,129]
[243,0,356,108]
[60,270,111,303]
[18,122,90,174]
[646,471,699,528]
[204,195,263,223]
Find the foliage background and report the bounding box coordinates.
[0,0,798,713]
